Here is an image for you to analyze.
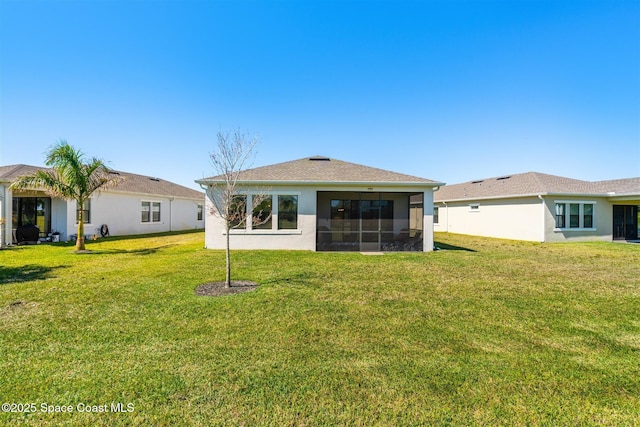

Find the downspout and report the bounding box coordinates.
[0,184,6,248]
[538,195,545,242]
[442,200,448,233]
[169,197,174,232]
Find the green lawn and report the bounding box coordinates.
[1,231,638,426]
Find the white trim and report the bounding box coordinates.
[141,200,162,224]
[554,200,598,205]
[553,200,596,231]
[232,190,302,196]
[227,230,302,236]
[197,179,443,188]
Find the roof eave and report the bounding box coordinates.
[435,191,624,203]
[196,179,444,188]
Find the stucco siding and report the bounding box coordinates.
[435,197,543,242]
[204,186,317,250]
[78,192,204,238]
[543,196,612,242]
[203,184,437,252]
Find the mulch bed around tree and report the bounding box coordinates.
[195,280,258,297]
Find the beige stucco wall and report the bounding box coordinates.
[434,197,544,242]
[543,196,612,243]
[204,186,317,251]
[203,184,437,252]
[435,195,638,243]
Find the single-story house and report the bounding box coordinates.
[433,171,640,242]
[195,156,444,252]
[0,164,205,245]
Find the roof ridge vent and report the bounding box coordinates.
[471,180,484,184]
[149,177,161,181]
[496,176,511,181]
[309,156,330,161]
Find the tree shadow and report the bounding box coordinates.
[79,244,177,256]
[434,241,477,252]
[0,264,64,285]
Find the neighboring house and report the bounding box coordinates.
[195,156,444,252]
[0,164,205,245]
[433,171,640,242]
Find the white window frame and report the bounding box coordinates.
[553,200,596,231]
[433,206,439,224]
[196,204,203,221]
[141,200,162,224]
[227,191,302,235]
[76,199,92,225]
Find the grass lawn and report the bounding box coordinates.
[1,231,638,426]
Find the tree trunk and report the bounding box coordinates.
[225,224,231,288]
[76,200,85,251]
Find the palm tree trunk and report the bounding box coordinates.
[76,200,85,251]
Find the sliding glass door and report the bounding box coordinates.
[11,197,52,237]
[613,205,639,240]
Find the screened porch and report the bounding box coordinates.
[316,191,424,251]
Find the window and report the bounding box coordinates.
[278,195,298,229]
[141,202,150,223]
[433,206,439,224]
[197,204,203,221]
[569,204,580,228]
[583,204,593,228]
[555,201,596,230]
[152,202,161,222]
[252,196,272,230]
[228,195,247,229]
[555,203,566,228]
[77,199,91,224]
[142,201,161,223]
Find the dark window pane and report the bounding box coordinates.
[253,196,272,230]
[229,195,246,229]
[141,202,150,223]
[278,195,298,229]
[583,204,593,228]
[570,204,580,228]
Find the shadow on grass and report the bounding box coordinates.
[79,244,177,256]
[88,229,203,243]
[434,241,477,252]
[0,264,64,285]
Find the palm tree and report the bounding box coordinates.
[9,141,119,251]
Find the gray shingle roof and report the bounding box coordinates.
[198,156,442,186]
[434,172,640,202]
[0,164,203,200]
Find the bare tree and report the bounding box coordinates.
[206,130,271,288]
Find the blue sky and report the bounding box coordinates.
[1,0,638,190]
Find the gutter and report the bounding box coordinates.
[0,184,6,247]
[434,191,620,204]
[538,195,545,243]
[196,179,445,188]
[442,200,448,233]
